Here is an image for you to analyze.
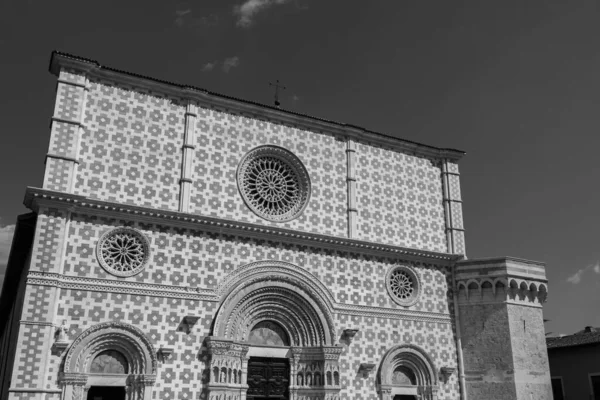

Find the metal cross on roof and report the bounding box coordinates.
[269,79,286,108]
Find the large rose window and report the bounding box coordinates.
[237,146,310,222]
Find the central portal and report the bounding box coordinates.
[247,357,290,400]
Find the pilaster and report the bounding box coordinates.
[179,102,197,212]
[43,69,88,193]
[441,160,466,255]
[346,139,357,238]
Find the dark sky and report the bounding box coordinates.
[1,0,599,335]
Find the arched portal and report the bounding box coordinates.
[60,321,157,400]
[378,344,439,400]
[206,261,342,400]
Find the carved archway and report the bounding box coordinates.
[214,260,337,346]
[207,261,341,400]
[377,344,439,400]
[60,321,157,400]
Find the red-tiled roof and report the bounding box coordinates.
[547,327,600,349]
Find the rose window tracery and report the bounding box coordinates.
[386,266,420,307]
[237,146,310,222]
[96,228,150,277]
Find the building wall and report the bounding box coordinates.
[458,303,516,399]
[44,68,458,253]
[507,305,552,399]
[548,345,600,400]
[8,208,461,400]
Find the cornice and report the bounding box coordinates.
[48,51,465,162]
[26,271,218,302]
[24,187,463,265]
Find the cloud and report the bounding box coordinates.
[567,261,600,284]
[222,56,240,72]
[202,62,217,72]
[233,0,292,27]
[175,8,218,28]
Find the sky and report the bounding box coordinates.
[1,0,599,336]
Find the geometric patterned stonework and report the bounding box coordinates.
[40,73,458,253]
[356,143,447,252]
[0,53,555,400]
[3,54,485,400]
[30,213,460,400]
[74,80,184,211]
[189,107,348,237]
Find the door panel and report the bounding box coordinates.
[247,357,289,399]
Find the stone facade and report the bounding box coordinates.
[0,52,550,400]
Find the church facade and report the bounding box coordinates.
[0,52,551,400]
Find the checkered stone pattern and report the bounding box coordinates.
[48,121,78,159]
[63,215,453,314]
[11,324,47,389]
[189,107,348,237]
[43,157,75,192]
[21,284,54,321]
[59,68,87,85]
[355,143,447,253]
[74,79,185,210]
[30,208,67,273]
[55,291,216,399]
[53,79,84,121]
[448,174,462,202]
[335,316,460,400]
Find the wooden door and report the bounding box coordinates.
[247,357,289,399]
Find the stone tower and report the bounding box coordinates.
[456,257,551,399]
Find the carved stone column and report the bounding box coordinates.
[206,337,249,400]
[59,373,88,400]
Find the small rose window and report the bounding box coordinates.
[386,266,421,307]
[96,228,150,277]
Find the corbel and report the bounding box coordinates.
[158,347,174,362]
[358,363,376,378]
[440,366,456,383]
[343,329,359,341]
[180,316,201,334]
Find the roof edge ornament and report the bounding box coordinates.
[47,51,466,162]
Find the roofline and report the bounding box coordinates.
[547,340,600,350]
[48,51,466,162]
[457,256,546,267]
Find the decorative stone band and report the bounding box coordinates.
[455,256,548,307]
[26,271,453,325]
[59,373,88,386]
[24,187,462,264]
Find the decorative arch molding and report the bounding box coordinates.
[214,260,337,347]
[377,344,439,400]
[206,261,342,400]
[60,321,157,400]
